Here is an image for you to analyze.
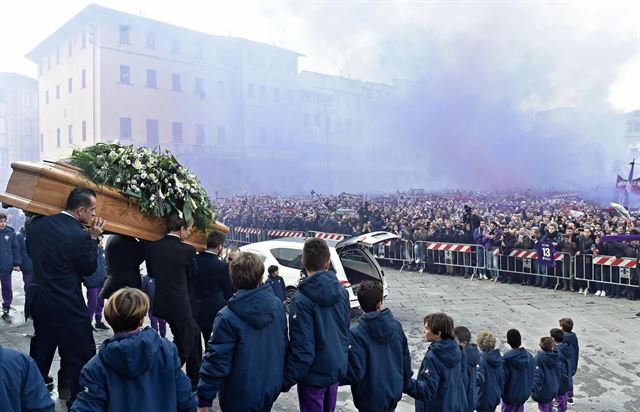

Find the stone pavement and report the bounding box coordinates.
[1,268,639,411]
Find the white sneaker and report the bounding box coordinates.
[578,288,583,294]
[595,290,601,296]
[601,291,606,297]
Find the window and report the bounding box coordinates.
[0,149,7,168]
[56,85,60,99]
[146,31,156,49]
[40,133,44,151]
[217,81,224,98]
[314,113,322,127]
[0,117,6,134]
[119,25,130,44]
[24,92,32,107]
[68,125,73,144]
[81,69,86,88]
[56,128,61,148]
[56,48,60,65]
[247,83,255,99]
[259,84,266,100]
[68,77,73,93]
[195,42,203,58]
[68,40,72,57]
[45,90,49,104]
[82,121,87,141]
[120,117,132,140]
[270,248,303,269]
[217,126,226,144]
[120,65,130,84]
[146,119,159,145]
[195,124,205,147]
[25,119,33,136]
[47,55,51,70]
[260,128,267,146]
[171,73,181,91]
[172,122,182,142]
[81,31,86,49]
[171,37,180,54]
[195,77,204,95]
[273,88,280,103]
[38,62,42,76]
[146,69,156,88]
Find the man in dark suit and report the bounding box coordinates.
[99,234,147,300]
[193,231,234,343]
[26,187,105,406]
[146,214,201,389]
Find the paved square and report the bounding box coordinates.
[1,268,639,411]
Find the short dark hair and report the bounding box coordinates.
[207,231,226,249]
[268,265,279,275]
[424,312,454,340]
[357,280,383,313]
[230,252,264,290]
[66,187,96,211]
[104,287,149,333]
[550,328,564,343]
[539,336,554,352]
[507,329,521,348]
[559,317,573,332]
[166,214,190,233]
[302,238,330,272]
[454,326,471,344]
[0,212,6,220]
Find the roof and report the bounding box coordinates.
[26,3,303,62]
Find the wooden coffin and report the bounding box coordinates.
[0,161,228,251]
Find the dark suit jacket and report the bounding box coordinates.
[192,252,234,323]
[145,235,197,322]
[25,213,98,324]
[100,235,146,299]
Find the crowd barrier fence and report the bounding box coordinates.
[573,254,639,292]
[414,242,486,277]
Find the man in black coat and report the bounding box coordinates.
[99,234,146,299]
[25,187,105,407]
[146,214,201,389]
[192,231,234,343]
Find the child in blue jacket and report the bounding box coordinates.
[72,288,195,412]
[559,317,579,404]
[0,344,54,412]
[502,329,535,412]
[454,326,480,412]
[197,252,288,411]
[341,280,413,412]
[475,330,504,412]
[532,337,564,412]
[0,212,21,317]
[405,312,467,412]
[550,328,573,412]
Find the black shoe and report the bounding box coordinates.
[1,308,9,318]
[567,397,574,404]
[44,376,54,385]
[94,322,110,330]
[636,312,640,317]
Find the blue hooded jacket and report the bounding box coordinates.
[405,338,467,412]
[342,308,413,412]
[554,342,573,395]
[198,284,288,411]
[460,344,480,412]
[502,347,535,406]
[284,270,350,389]
[532,351,563,404]
[0,226,21,274]
[265,275,286,301]
[563,332,579,376]
[16,228,33,273]
[0,344,55,412]
[476,349,504,412]
[71,327,195,412]
[83,246,106,289]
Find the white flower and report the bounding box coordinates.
[141,172,148,179]
[150,195,156,201]
[115,177,121,183]
[133,159,143,169]
[140,183,146,188]
[126,159,131,165]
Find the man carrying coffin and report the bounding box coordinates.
[26,187,105,407]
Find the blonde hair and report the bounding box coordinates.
[476,330,497,353]
[104,287,149,333]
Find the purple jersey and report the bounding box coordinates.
[535,241,556,267]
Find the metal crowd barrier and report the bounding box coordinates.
[226,227,264,246]
[574,254,639,292]
[494,249,570,289]
[371,239,415,271]
[307,231,349,242]
[415,242,486,277]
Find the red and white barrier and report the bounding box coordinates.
[592,255,637,268]
[267,230,304,238]
[425,242,473,253]
[236,227,262,235]
[508,249,564,261]
[314,232,345,241]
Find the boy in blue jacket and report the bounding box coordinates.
[0,344,55,412]
[453,326,480,412]
[83,236,108,331]
[0,212,21,318]
[559,317,578,404]
[475,330,504,412]
[197,252,288,412]
[550,328,573,412]
[532,337,563,412]
[265,264,287,303]
[72,287,195,412]
[342,280,412,412]
[405,312,467,412]
[283,238,350,412]
[502,329,535,412]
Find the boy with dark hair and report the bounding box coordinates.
[197,252,288,411]
[475,330,504,412]
[284,238,350,412]
[550,328,573,412]
[341,280,412,412]
[405,312,467,411]
[0,211,21,318]
[453,326,480,412]
[266,265,286,303]
[502,329,535,412]
[558,317,579,404]
[532,337,563,412]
